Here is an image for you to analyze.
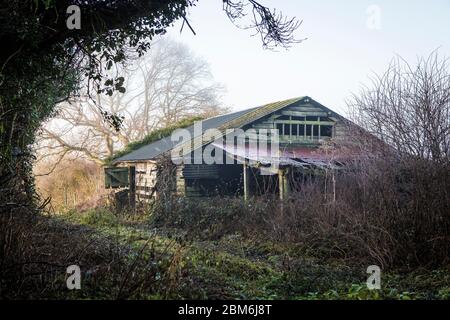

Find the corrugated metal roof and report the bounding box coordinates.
[212,143,352,169]
[113,96,309,163]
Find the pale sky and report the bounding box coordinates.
[166,0,450,115]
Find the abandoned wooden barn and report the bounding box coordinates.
[106,96,358,202]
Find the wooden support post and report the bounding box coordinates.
[129,166,136,210]
[278,168,290,201]
[243,161,249,202]
[284,168,290,198]
[278,168,284,201]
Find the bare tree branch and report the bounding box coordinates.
[36,39,227,165]
[348,50,450,162]
[222,0,305,49]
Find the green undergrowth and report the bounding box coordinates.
[59,208,450,300]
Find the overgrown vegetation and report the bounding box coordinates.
[9,149,446,299]
[0,1,301,299]
[0,0,195,297]
[3,204,445,300]
[1,1,447,300]
[35,158,106,212]
[2,153,449,299]
[0,212,185,299]
[150,157,449,270]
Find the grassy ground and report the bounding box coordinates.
[49,208,450,300]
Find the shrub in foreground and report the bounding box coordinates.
[149,157,449,270]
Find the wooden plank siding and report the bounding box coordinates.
[136,161,157,201]
[246,102,338,145]
[116,161,158,202]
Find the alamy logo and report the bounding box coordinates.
[170,122,281,174]
[366,265,381,290]
[66,265,81,290]
[66,5,81,30]
[366,5,381,30]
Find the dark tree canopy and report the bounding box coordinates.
[0,0,302,204]
[1,0,302,96]
[0,0,192,202]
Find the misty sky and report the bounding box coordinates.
[166,0,450,115]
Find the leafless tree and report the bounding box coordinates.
[347,51,450,162]
[36,39,227,167]
[222,0,305,49]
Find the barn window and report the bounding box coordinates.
[276,123,283,135]
[274,116,334,139]
[305,124,312,137]
[284,123,291,135]
[299,124,305,136]
[292,123,298,135]
[320,125,333,137]
[313,125,319,137]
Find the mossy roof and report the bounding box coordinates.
[112,96,334,163]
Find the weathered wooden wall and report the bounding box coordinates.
[246,100,342,144]
[116,161,158,201]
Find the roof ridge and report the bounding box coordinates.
[218,96,304,130]
[113,96,310,163]
[199,106,254,122]
[198,96,304,124]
